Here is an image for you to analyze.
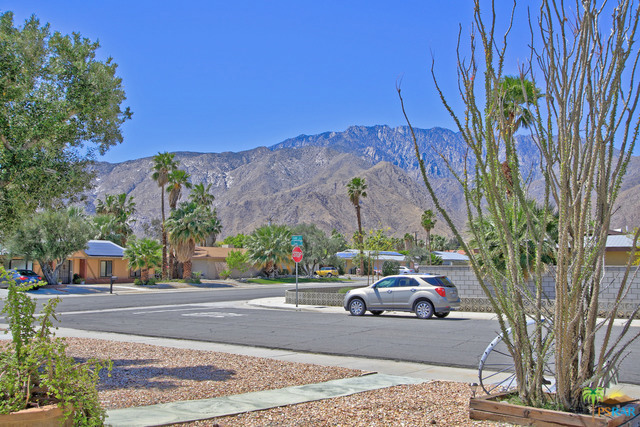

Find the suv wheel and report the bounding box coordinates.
[326,273,332,277]
[415,300,434,319]
[435,312,450,318]
[348,298,366,316]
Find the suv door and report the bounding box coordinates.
[368,277,398,309]
[393,277,421,309]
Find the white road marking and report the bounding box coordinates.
[56,301,252,316]
[182,312,245,318]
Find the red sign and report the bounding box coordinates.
[292,246,303,263]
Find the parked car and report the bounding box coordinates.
[343,274,460,319]
[315,266,339,277]
[0,269,45,289]
[398,266,415,274]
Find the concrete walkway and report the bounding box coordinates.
[106,373,425,427]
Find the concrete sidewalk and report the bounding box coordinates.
[106,373,426,426]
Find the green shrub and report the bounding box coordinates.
[219,269,231,279]
[72,273,83,284]
[186,271,202,284]
[0,268,111,425]
[134,277,156,286]
[382,261,400,276]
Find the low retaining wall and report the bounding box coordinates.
[285,287,347,306]
[287,287,639,318]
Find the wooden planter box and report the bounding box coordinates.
[0,405,73,427]
[470,393,639,426]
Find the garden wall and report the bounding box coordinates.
[422,265,640,318]
[290,266,640,318]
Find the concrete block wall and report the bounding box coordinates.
[422,265,640,315]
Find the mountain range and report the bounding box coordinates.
[88,125,640,241]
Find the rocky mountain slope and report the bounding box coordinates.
[88,126,639,240]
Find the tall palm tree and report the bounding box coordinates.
[166,169,192,277]
[347,177,367,275]
[421,210,437,265]
[167,169,192,210]
[124,237,162,283]
[497,76,541,197]
[165,201,211,280]
[189,182,215,207]
[151,152,178,279]
[245,224,291,277]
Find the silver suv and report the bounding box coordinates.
[343,274,460,319]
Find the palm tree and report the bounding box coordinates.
[124,238,162,283]
[245,224,291,277]
[347,177,367,275]
[165,201,211,280]
[421,210,437,265]
[165,169,192,277]
[95,193,136,246]
[151,152,178,279]
[497,76,541,197]
[189,182,215,207]
[469,200,557,278]
[167,169,192,210]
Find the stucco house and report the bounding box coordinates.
[191,246,258,279]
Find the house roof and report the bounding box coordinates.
[193,246,246,259]
[84,240,125,257]
[605,234,637,250]
[337,249,406,262]
[432,251,470,261]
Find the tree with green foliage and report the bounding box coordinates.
[347,177,367,275]
[399,0,640,411]
[189,182,215,207]
[245,224,291,277]
[225,250,250,274]
[364,228,394,281]
[165,201,215,280]
[0,12,131,240]
[290,224,347,276]
[94,193,136,246]
[6,207,95,285]
[167,169,192,210]
[151,152,178,279]
[223,234,247,248]
[124,238,162,283]
[421,210,437,264]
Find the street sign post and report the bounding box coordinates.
[292,246,303,307]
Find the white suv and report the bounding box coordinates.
[343,274,460,319]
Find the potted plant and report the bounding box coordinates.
[0,268,111,425]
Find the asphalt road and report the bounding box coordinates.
[2,284,639,385]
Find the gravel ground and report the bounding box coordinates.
[9,337,509,426]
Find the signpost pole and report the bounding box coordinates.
[291,243,303,309]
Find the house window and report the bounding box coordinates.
[130,269,141,278]
[100,260,113,277]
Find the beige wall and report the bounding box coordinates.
[605,250,638,266]
[72,257,130,283]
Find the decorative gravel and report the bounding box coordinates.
[175,381,509,426]
[3,337,509,426]
[62,338,361,410]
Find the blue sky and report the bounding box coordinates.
[5,1,537,163]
